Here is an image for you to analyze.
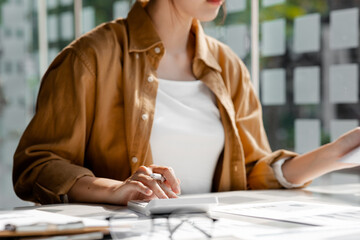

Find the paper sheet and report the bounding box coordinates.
[252,225,360,240]
[0,210,82,231]
[338,146,360,164]
[214,201,360,226]
[0,209,108,231]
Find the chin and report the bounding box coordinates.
[197,12,220,22]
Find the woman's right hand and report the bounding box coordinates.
[114,165,181,205]
[68,165,181,206]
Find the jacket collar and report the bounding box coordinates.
[127,2,162,52]
[191,19,222,72]
[126,2,222,72]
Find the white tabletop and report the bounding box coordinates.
[17,183,360,239]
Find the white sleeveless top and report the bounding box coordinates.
[150,78,225,194]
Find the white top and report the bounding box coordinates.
[150,78,298,193]
[150,79,225,194]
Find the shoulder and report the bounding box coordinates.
[62,19,128,74]
[75,18,128,49]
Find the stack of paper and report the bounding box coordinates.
[0,209,108,239]
[214,201,360,226]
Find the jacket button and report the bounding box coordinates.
[142,114,149,121]
[131,157,138,163]
[147,75,154,82]
[154,47,161,54]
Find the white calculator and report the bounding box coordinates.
[127,196,218,216]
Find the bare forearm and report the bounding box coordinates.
[67,165,180,205]
[282,142,340,185]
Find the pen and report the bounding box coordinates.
[4,221,84,232]
[150,173,166,182]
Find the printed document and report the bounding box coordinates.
[214,201,360,226]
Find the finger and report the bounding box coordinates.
[126,180,153,196]
[177,178,181,194]
[137,173,169,199]
[158,182,178,198]
[151,166,181,194]
[136,165,152,175]
[135,166,177,198]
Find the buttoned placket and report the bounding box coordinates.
[129,47,163,172]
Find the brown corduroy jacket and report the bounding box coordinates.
[13,2,298,204]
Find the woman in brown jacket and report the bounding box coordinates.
[13,0,360,205]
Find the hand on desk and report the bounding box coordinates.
[124,165,181,201]
[68,165,180,206]
[282,127,360,186]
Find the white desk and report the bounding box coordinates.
[13,183,360,239]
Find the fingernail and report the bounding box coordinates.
[146,189,153,196]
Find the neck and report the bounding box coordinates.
[145,1,194,55]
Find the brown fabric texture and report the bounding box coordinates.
[13,2,301,204]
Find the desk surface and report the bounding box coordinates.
[11,183,360,239]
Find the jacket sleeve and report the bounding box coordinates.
[13,47,96,204]
[229,57,309,189]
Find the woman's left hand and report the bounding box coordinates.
[323,127,360,170]
[282,127,360,186]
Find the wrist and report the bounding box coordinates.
[273,158,304,188]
